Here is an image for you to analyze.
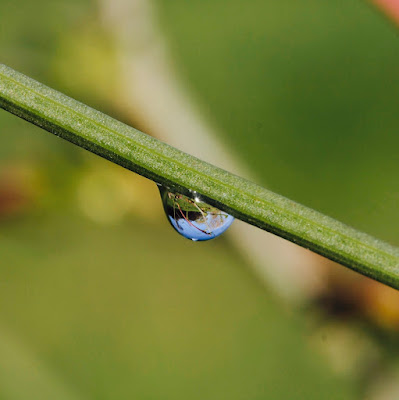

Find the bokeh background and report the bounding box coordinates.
[1,0,399,398]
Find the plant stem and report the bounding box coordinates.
[0,64,398,288]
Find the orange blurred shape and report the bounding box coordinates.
[317,257,399,331]
[0,165,38,218]
[0,187,28,216]
[362,281,399,330]
[374,0,399,25]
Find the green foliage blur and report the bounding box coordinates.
[157,0,399,245]
[1,0,398,399]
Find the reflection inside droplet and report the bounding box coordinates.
[158,186,234,241]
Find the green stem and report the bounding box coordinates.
[1,64,398,288]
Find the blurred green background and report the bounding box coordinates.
[1,0,399,398]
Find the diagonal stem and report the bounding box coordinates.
[0,64,398,288]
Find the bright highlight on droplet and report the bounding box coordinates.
[158,186,234,241]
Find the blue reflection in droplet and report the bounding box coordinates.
[159,186,234,241]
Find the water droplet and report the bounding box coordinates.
[158,186,234,241]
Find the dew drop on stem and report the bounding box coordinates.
[158,185,234,241]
